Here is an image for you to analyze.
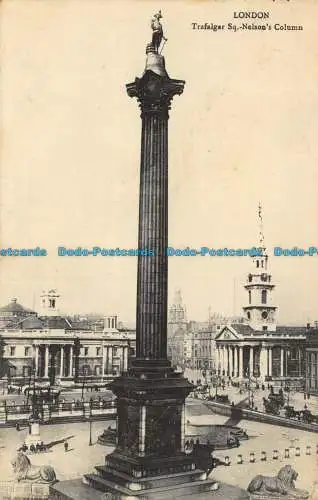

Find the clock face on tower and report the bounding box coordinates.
[262,311,268,319]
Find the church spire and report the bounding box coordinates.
[243,205,277,332]
[258,202,265,248]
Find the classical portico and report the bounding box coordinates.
[32,341,130,382]
[215,317,306,382]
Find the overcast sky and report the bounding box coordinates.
[1,0,317,325]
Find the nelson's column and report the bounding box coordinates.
[50,12,248,500]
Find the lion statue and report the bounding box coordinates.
[11,451,57,484]
[247,465,309,499]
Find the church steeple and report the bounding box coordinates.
[243,204,277,332]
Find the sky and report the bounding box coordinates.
[0,0,317,325]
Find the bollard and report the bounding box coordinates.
[306,446,311,456]
[273,449,279,460]
[284,448,290,459]
[261,451,267,461]
[237,454,243,464]
[295,447,300,457]
[224,456,230,466]
[249,452,255,463]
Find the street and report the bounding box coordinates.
[0,398,317,495]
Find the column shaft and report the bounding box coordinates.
[229,347,233,377]
[249,347,254,377]
[234,347,238,377]
[44,346,49,378]
[60,346,64,377]
[69,346,73,377]
[239,346,243,378]
[136,113,169,360]
[268,347,272,377]
[280,348,284,377]
[34,345,39,376]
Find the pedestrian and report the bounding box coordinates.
[15,422,20,431]
[64,440,69,452]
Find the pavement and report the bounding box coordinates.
[0,398,317,497]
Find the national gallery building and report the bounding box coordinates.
[0,290,136,387]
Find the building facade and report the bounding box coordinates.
[0,293,136,388]
[306,327,318,395]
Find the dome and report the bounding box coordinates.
[0,298,36,316]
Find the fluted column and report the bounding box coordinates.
[224,346,228,376]
[280,348,284,377]
[268,347,272,377]
[102,345,107,376]
[60,346,64,377]
[259,347,268,379]
[249,347,254,377]
[234,347,238,377]
[123,346,128,372]
[44,345,49,378]
[69,345,73,377]
[229,347,233,377]
[107,346,113,374]
[34,345,39,376]
[127,63,184,363]
[239,346,243,378]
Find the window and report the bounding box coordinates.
[49,299,55,308]
[256,260,259,268]
[96,347,101,356]
[248,274,252,282]
[248,290,251,304]
[95,365,101,376]
[261,290,267,304]
[113,347,118,357]
[24,346,31,357]
[247,312,251,320]
[263,326,268,331]
[262,311,268,319]
[10,346,16,356]
[84,347,89,356]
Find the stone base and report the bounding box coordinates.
[0,481,51,499]
[50,478,249,500]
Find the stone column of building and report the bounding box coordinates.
[268,347,272,377]
[102,345,107,377]
[298,347,302,377]
[123,346,128,372]
[69,345,73,377]
[216,346,221,374]
[280,347,284,377]
[107,346,112,374]
[222,345,226,375]
[60,345,64,377]
[34,345,39,376]
[239,346,243,378]
[228,346,233,377]
[259,347,268,379]
[249,346,254,376]
[234,346,238,378]
[44,345,49,378]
